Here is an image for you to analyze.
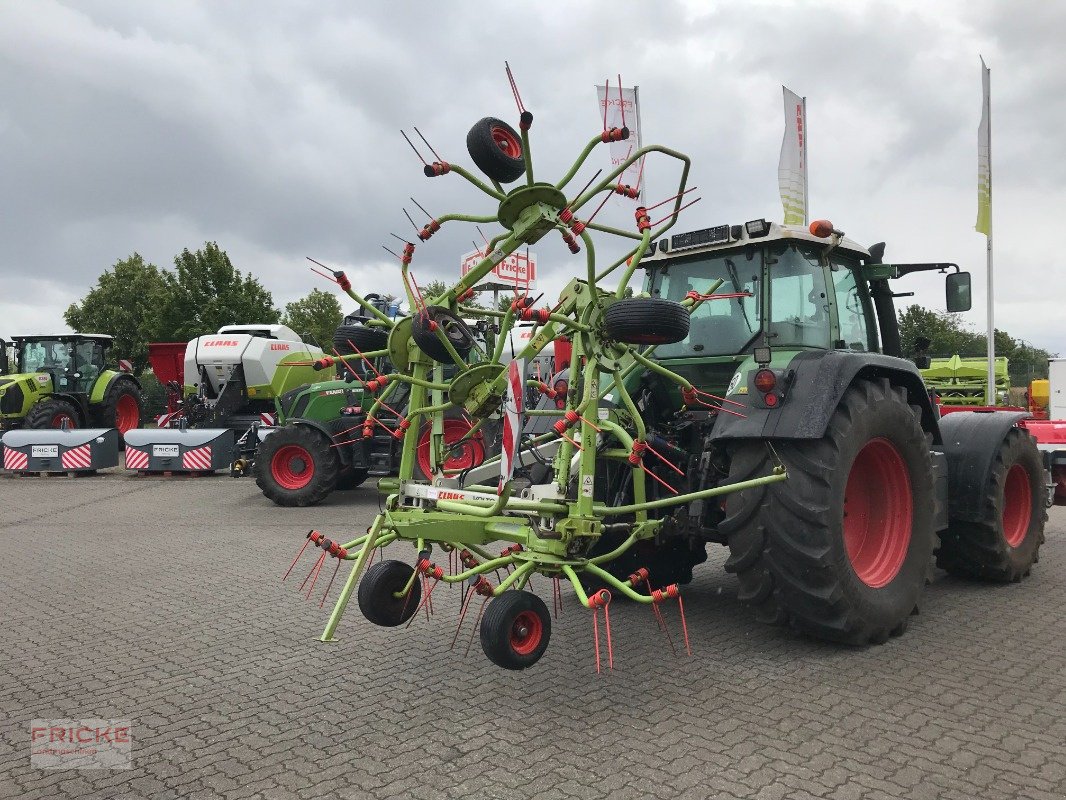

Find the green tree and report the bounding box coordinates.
[156,242,279,341]
[281,288,343,349]
[417,280,484,309]
[63,253,167,375]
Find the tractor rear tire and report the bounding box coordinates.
[466,117,526,184]
[25,398,80,429]
[480,590,551,669]
[722,378,935,645]
[604,298,690,345]
[255,425,338,507]
[411,307,475,364]
[358,560,422,627]
[95,378,143,434]
[936,428,1046,581]
[335,466,369,491]
[333,324,388,357]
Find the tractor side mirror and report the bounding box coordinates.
[945,271,972,313]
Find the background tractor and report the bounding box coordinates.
[0,334,142,434]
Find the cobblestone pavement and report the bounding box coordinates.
[1,470,1064,800]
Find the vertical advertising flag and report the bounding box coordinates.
[595,83,644,202]
[976,57,992,236]
[778,86,808,226]
[499,358,525,494]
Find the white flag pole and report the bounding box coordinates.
[981,59,995,405]
[802,95,809,226]
[634,84,645,203]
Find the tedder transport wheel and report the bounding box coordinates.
[25,398,80,430]
[722,378,935,645]
[358,560,422,627]
[255,425,338,507]
[603,298,690,345]
[937,428,1047,582]
[96,379,143,434]
[411,307,475,364]
[334,467,369,491]
[466,117,526,184]
[333,323,389,357]
[480,590,551,670]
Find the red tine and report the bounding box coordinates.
[318,559,342,609]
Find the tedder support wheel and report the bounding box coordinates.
[480,590,551,670]
[25,398,80,430]
[722,378,936,645]
[411,307,475,364]
[603,298,690,345]
[333,323,388,357]
[255,425,339,507]
[97,378,143,434]
[937,428,1047,582]
[358,560,422,627]
[466,117,526,184]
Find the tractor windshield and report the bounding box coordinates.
[649,254,761,357]
[20,339,72,374]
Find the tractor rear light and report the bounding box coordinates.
[754,369,777,393]
[554,379,568,410]
[763,392,779,407]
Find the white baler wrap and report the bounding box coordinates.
[184,325,323,397]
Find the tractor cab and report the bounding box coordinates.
[639,219,971,397]
[14,335,109,395]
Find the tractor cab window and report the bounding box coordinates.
[21,342,46,373]
[831,266,870,351]
[74,341,104,392]
[767,245,832,350]
[649,254,760,357]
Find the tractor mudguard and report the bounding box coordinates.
[937,410,1031,523]
[91,371,141,404]
[710,350,941,444]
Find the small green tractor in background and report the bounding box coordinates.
[0,334,142,433]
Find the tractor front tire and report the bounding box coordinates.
[937,428,1046,582]
[96,378,143,434]
[722,378,936,645]
[604,298,690,345]
[25,398,80,429]
[466,117,526,184]
[255,425,339,507]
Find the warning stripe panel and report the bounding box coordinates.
[3,447,28,471]
[125,448,150,470]
[182,446,213,470]
[61,444,92,470]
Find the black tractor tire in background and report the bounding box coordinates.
[333,324,388,357]
[480,590,552,670]
[722,379,936,645]
[411,307,475,364]
[255,425,339,507]
[466,117,526,184]
[25,397,81,429]
[335,466,369,491]
[604,298,690,345]
[937,428,1047,581]
[358,560,422,627]
[94,378,143,435]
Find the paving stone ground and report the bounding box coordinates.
[1,470,1064,799]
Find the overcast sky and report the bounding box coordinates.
[2,0,1064,356]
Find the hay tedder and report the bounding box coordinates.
[285,68,1047,670]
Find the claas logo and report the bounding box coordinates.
[203,340,239,347]
[269,343,291,351]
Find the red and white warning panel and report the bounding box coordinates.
[0,429,120,473]
[122,428,237,473]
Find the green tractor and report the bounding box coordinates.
[0,334,143,433]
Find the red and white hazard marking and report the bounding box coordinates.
[155,412,180,428]
[260,412,277,427]
[3,447,28,471]
[61,444,92,470]
[118,359,133,372]
[182,446,213,470]
[499,358,525,494]
[125,448,150,470]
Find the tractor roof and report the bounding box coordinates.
[12,334,113,343]
[642,220,871,263]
